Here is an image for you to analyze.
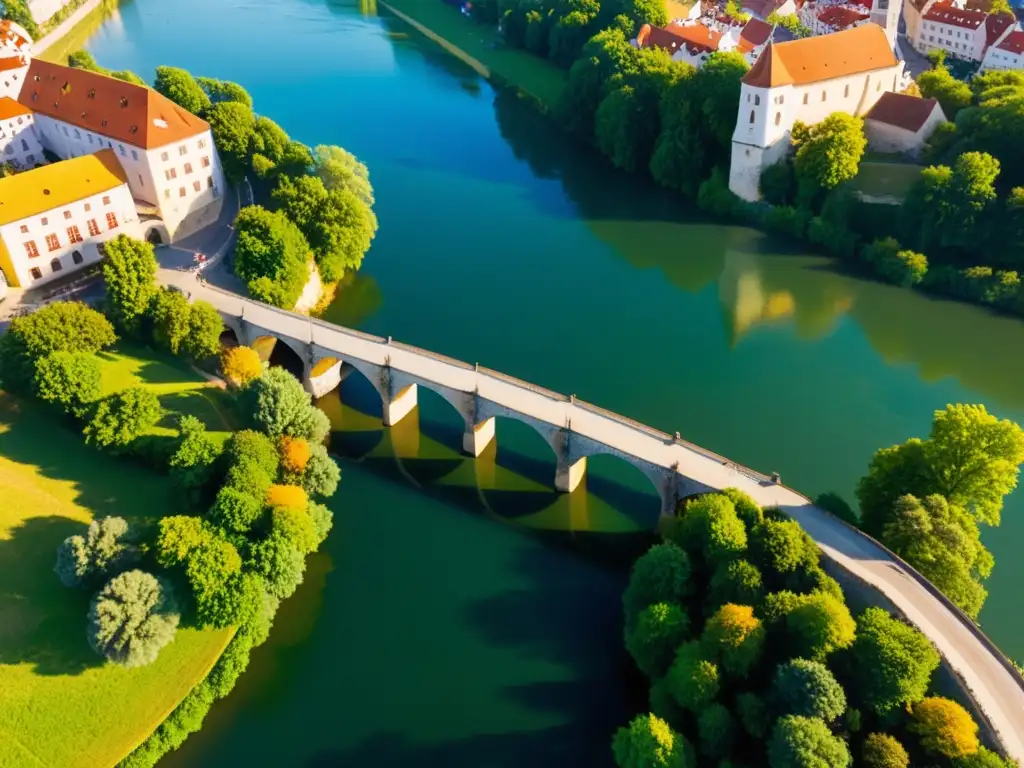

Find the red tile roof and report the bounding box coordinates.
[17,60,211,150]
[0,20,30,75]
[817,5,870,28]
[742,24,898,87]
[742,0,789,19]
[637,23,724,54]
[739,17,773,52]
[984,12,1016,47]
[923,1,987,29]
[997,29,1024,52]
[865,92,943,131]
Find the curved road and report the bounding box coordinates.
[154,250,1024,762]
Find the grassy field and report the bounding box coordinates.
[850,160,923,202]
[0,347,234,768]
[380,0,567,108]
[36,0,120,65]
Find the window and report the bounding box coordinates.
[161,151,169,161]
[87,134,94,144]
[178,144,187,156]
[754,95,760,106]
[179,186,186,197]
[165,168,177,181]
[84,202,91,212]
[876,81,881,91]
[207,176,214,189]
[87,219,100,236]
[822,90,827,101]
[844,84,850,97]
[26,154,34,164]
[138,173,144,187]
[131,149,138,160]
[106,212,118,229]
[73,128,80,138]
[749,110,755,124]
[198,138,207,149]
[201,156,210,168]
[163,189,170,199]
[50,258,62,273]
[40,217,47,226]
[19,224,27,234]
[63,210,72,220]
[45,234,59,252]
[102,196,110,206]
[779,95,784,105]
[29,267,41,280]
[775,112,781,126]
[67,225,83,244]
[72,250,83,264]
[20,138,27,151]
[184,162,193,174]
[119,144,126,156]
[23,240,39,258]
[193,180,201,192]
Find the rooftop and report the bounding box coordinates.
[997,28,1024,52]
[0,20,30,74]
[742,23,898,87]
[0,96,31,120]
[0,149,128,227]
[637,23,724,54]
[738,18,773,52]
[17,60,210,150]
[742,0,789,18]
[923,1,987,29]
[865,91,943,131]
[985,12,1017,46]
[817,5,870,28]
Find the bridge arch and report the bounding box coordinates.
[251,334,306,379]
[580,451,666,530]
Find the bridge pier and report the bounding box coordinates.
[555,455,587,493]
[383,383,418,427]
[463,417,496,457]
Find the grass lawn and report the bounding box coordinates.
[850,160,923,202]
[380,0,568,108]
[0,347,235,768]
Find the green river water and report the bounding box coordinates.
[77,0,1024,763]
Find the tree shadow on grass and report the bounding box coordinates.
[0,515,103,676]
[94,348,197,387]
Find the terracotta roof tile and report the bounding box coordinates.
[0,95,31,120]
[984,12,1016,46]
[0,19,30,74]
[997,29,1024,52]
[817,5,870,28]
[638,23,724,54]
[739,17,773,50]
[742,24,898,87]
[865,91,942,131]
[923,1,987,29]
[16,60,210,150]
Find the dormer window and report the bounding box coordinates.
[81,111,87,119]
[101,120,108,127]
[87,89,95,99]
[120,97,128,108]
[61,82,71,94]
[33,74,40,81]
[129,125,138,134]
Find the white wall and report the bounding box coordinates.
[0,112,44,170]
[912,18,986,60]
[981,44,1024,70]
[0,181,139,288]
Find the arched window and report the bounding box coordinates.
[20,139,28,151]
[821,90,827,102]
[754,95,761,106]
[803,93,809,105]
[749,110,756,124]
[50,258,62,273]
[844,84,850,98]
[775,112,781,126]
[72,250,83,264]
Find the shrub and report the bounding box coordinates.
[612,713,694,768]
[220,346,263,387]
[248,532,306,598]
[698,169,745,219]
[909,697,980,759]
[760,161,795,205]
[169,415,222,496]
[851,606,940,716]
[735,691,770,739]
[697,703,735,760]
[763,205,810,240]
[54,516,140,588]
[622,543,693,628]
[862,238,928,288]
[702,604,764,678]
[767,715,851,768]
[708,559,764,609]
[83,387,163,449]
[626,602,691,678]
[307,501,334,547]
[266,483,308,511]
[750,519,817,575]
[667,494,747,563]
[785,592,855,661]
[154,515,215,568]
[209,486,264,533]
[667,641,720,711]
[225,429,280,477]
[861,733,909,768]
[33,351,101,417]
[270,506,319,554]
[88,570,180,667]
[771,658,846,722]
[296,444,340,498]
[279,435,311,473]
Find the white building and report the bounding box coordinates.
[980,28,1024,69]
[17,58,228,244]
[26,0,70,25]
[0,149,140,288]
[863,91,947,156]
[906,0,1016,62]
[742,0,799,21]
[0,20,31,101]
[799,0,900,46]
[0,96,44,170]
[633,17,774,67]
[728,23,905,201]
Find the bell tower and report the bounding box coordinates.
[870,0,901,50]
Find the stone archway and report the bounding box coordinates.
[143,222,170,246]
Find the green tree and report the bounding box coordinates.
[0,302,115,392]
[708,559,764,608]
[767,11,811,37]
[617,0,667,29]
[697,703,735,760]
[239,367,330,441]
[768,715,851,768]
[271,173,377,280]
[88,570,180,667]
[955,747,1018,768]
[250,115,290,167]
[557,27,642,137]
[196,76,253,109]
[702,603,764,677]
[154,515,215,568]
[111,70,146,85]
[760,161,796,205]
[626,602,691,677]
[101,235,158,336]
[851,606,939,716]
[749,518,817,576]
[735,691,770,738]
[312,144,374,205]
[54,516,140,588]
[225,429,280,476]
[186,536,242,596]
[667,641,720,711]
[248,532,306,599]
[861,733,909,768]
[909,697,980,758]
[154,66,211,115]
[209,486,265,533]
[2,0,39,37]
[881,494,991,619]
[547,0,601,67]
[665,493,747,563]
[792,113,867,199]
[206,101,256,182]
[168,415,222,497]
[83,387,163,449]
[193,570,263,629]
[307,501,334,546]
[861,237,928,287]
[184,300,224,360]
[918,65,973,119]
[771,658,846,722]
[33,351,101,417]
[785,593,855,661]
[295,443,340,498]
[148,287,192,355]
[233,205,310,308]
[271,505,320,554]
[623,542,693,628]
[612,713,694,768]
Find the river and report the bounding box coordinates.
[77,0,1024,763]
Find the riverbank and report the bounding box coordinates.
[34,0,112,62]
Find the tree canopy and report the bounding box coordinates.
[154,66,211,116]
[792,113,867,200]
[767,715,851,768]
[612,713,694,768]
[909,697,980,758]
[622,542,693,628]
[33,351,101,418]
[771,658,846,722]
[54,516,140,588]
[233,205,311,308]
[88,570,180,667]
[83,387,163,449]
[101,234,159,336]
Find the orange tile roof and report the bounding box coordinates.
[865,92,942,131]
[817,5,870,28]
[984,12,1016,46]
[997,29,1024,53]
[0,20,30,74]
[738,18,773,53]
[742,23,898,87]
[0,96,31,120]
[17,60,211,150]
[637,23,724,54]
[923,1,987,29]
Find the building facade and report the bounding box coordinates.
[0,20,31,101]
[905,0,1017,62]
[728,23,904,201]
[633,17,774,67]
[0,150,140,288]
[863,91,946,156]
[980,28,1024,69]
[0,96,44,170]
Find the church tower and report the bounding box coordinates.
[870,0,901,50]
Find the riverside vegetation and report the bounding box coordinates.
[68,51,379,310]
[422,0,1024,318]
[613,488,1017,768]
[0,235,341,767]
